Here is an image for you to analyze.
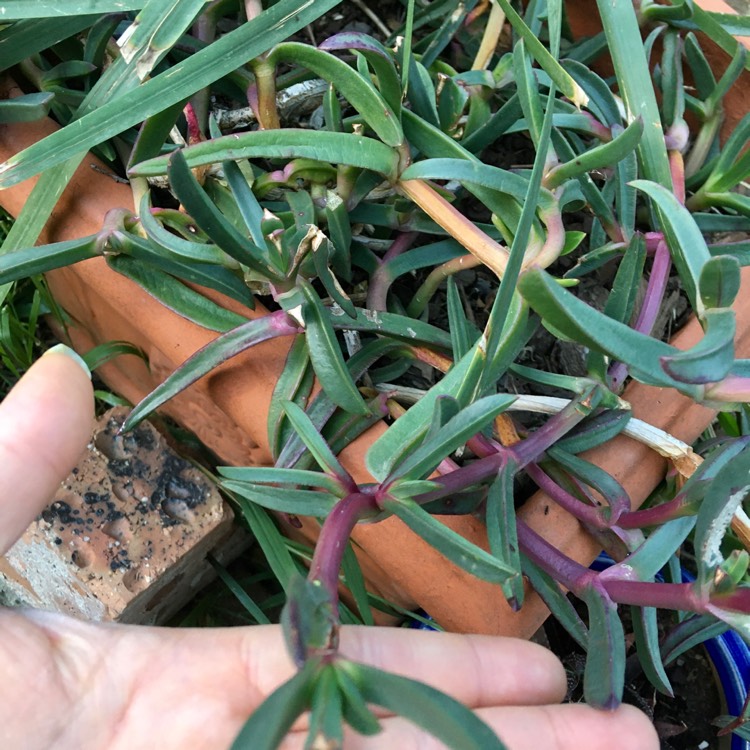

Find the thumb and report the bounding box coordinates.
[0,345,94,554]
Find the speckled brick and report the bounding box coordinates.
[0,407,246,624]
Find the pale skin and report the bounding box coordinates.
[0,351,660,749]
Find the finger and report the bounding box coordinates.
[281,702,660,750]
[337,626,568,707]
[146,624,566,713]
[11,613,567,749]
[0,347,94,555]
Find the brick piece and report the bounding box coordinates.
[0,407,242,624]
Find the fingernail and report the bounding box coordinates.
[43,344,91,380]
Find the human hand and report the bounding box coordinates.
[0,347,659,749]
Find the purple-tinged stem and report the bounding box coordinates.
[509,390,599,467]
[705,375,750,402]
[467,432,502,458]
[602,580,705,611]
[517,520,594,592]
[436,455,461,475]
[308,491,380,604]
[609,239,671,391]
[183,102,203,144]
[410,451,507,505]
[267,307,305,335]
[525,463,608,529]
[709,587,750,614]
[582,112,613,142]
[518,522,719,614]
[366,231,418,311]
[616,494,694,529]
[644,232,664,254]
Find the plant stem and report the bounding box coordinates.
[525,462,608,529]
[407,253,482,318]
[308,491,380,603]
[248,57,281,130]
[412,451,507,504]
[517,520,594,592]
[471,0,506,71]
[603,580,705,611]
[366,231,418,311]
[609,239,671,391]
[398,179,510,277]
[509,388,599,467]
[191,1,221,130]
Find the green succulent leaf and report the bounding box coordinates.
[631,606,673,697]
[306,666,344,750]
[561,60,621,127]
[518,268,682,391]
[521,553,589,650]
[268,336,312,461]
[282,400,353,484]
[595,0,671,187]
[128,100,185,169]
[138,194,227,265]
[347,661,507,750]
[631,179,711,314]
[132,129,400,180]
[0,92,55,123]
[269,42,403,147]
[0,2,145,18]
[494,0,587,108]
[167,149,276,279]
[659,308,735,385]
[312,237,357,319]
[0,235,98,284]
[319,33,402,115]
[222,158,268,252]
[341,543,375,627]
[299,280,371,417]
[613,517,696,583]
[122,310,300,431]
[221,481,337,518]
[554,409,632,454]
[81,341,146,371]
[0,17,98,72]
[107,255,248,333]
[400,158,556,212]
[661,613,729,665]
[703,112,750,194]
[486,464,524,608]
[386,393,516,483]
[228,493,299,595]
[334,664,381,735]
[382,497,516,585]
[218,466,345,495]
[116,231,254,308]
[545,118,643,189]
[447,277,475,361]
[581,584,625,709]
[230,660,315,750]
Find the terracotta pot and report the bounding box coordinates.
[0,0,748,636]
